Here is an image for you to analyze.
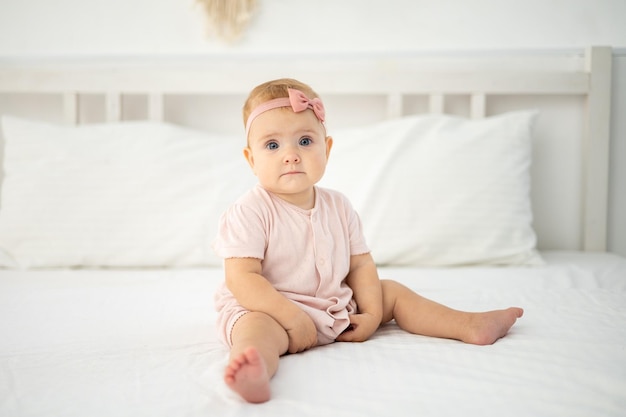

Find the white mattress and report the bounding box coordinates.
[1,251,625,417]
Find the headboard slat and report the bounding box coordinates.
[428,94,444,114]
[62,92,78,125]
[105,92,122,122]
[470,93,486,119]
[148,93,164,122]
[583,46,612,251]
[386,93,403,119]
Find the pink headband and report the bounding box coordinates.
[245,88,325,137]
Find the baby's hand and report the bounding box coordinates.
[284,310,317,353]
[336,313,380,343]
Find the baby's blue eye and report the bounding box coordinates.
[299,137,312,146]
[266,141,279,150]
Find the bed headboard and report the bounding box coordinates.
[0,46,612,252]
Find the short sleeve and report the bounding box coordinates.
[212,203,267,260]
[344,197,370,257]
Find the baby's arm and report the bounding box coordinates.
[224,257,318,353]
[336,253,383,342]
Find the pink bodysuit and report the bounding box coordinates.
[213,184,370,346]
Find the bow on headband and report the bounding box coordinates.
[245,88,326,137]
[287,88,326,123]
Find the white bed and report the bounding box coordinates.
[1,252,625,416]
[1,47,625,416]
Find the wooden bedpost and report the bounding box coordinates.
[583,46,612,252]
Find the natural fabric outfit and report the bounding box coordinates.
[213,184,370,346]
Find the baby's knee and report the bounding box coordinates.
[380,279,415,307]
[230,312,288,348]
[379,279,407,323]
[380,279,405,294]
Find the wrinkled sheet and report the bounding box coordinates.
[1,251,625,417]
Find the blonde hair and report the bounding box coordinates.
[242,78,321,129]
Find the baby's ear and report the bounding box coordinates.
[325,136,333,158]
[243,147,256,172]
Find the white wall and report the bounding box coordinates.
[0,0,625,256]
[0,0,625,56]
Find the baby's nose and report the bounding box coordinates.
[283,153,301,164]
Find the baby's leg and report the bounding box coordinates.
[380,280,523,345]
[226,312,289,403]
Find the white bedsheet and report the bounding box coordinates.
[1,251,625,417]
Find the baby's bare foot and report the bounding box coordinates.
[224,347,270,403]
[463,307,524,345]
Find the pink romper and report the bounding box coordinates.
[213,184,370,346]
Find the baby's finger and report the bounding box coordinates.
[336,329,354,342]
[336,324,361,343]
[339,327,368,342]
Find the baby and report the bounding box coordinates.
[213,78,523,403]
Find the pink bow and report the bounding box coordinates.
[287,88,325,123]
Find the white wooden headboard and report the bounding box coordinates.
[0,46,612,252]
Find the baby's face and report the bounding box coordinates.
[244,107,332,209]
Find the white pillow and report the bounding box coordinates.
[0,116,255,268]
[319,111,543,266]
